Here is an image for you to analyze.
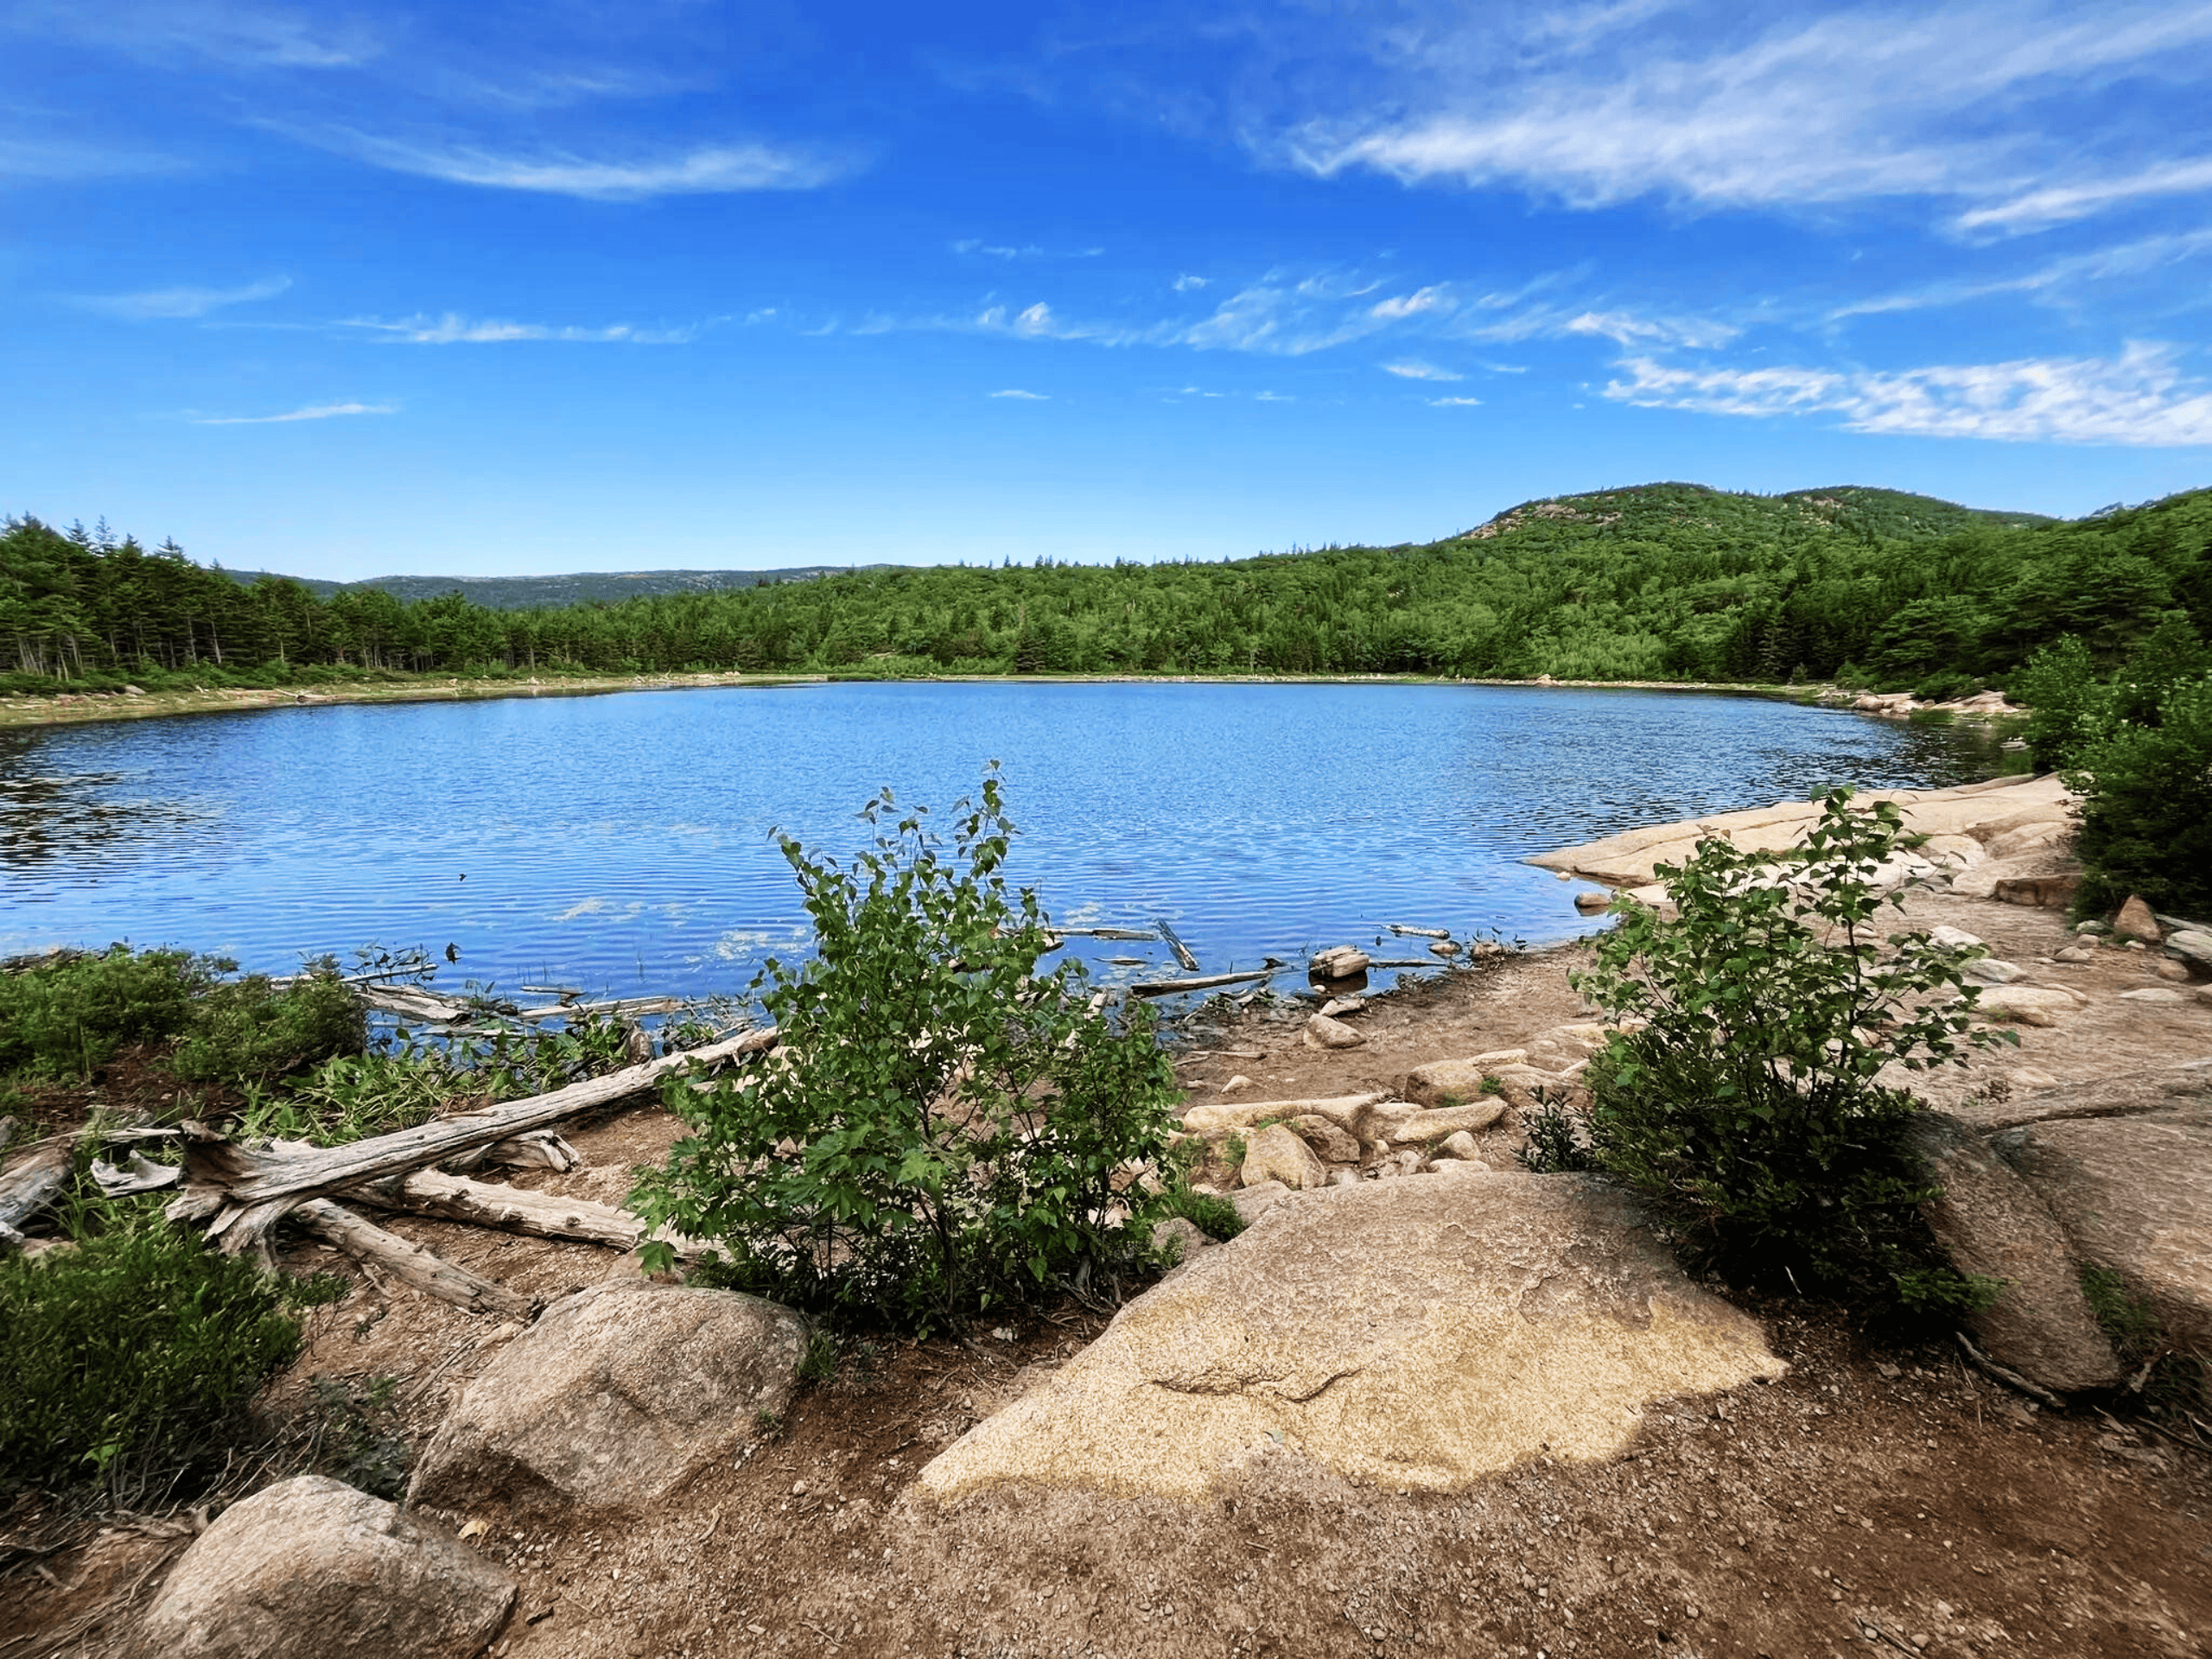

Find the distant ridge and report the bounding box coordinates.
[1456,481,2055,543]
[217,564,888,611]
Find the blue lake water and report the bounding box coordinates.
[0,682,1999,1002]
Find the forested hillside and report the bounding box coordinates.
[214,563,883,609]
[3,482,2205,695]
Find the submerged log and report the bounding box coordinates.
[1156,919,1201,973]
[170,1028,778,1233]
[1128,968,1277,997]
[293,1198,535,1320]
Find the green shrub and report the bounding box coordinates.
[632,771,1183,1332]
[2068,676,2212,918]
[0,1193,342,1499]
[1153,1186,1244,1243]
[169,963,364,1085]
[1530,790,2011,1306]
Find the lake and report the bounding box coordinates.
[0,682,2000,1003]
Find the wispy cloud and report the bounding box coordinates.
[73,276,290,321]
[1605,341,2212,446]
[1957,156,2212,236]
[1382,359,1463,380]
[1371,284,1452,321]
[1560,309,1739,348]
[190,401,394,426]
[955,238,1104,259]
[988,388,1050,399]
[1428,396,1485,407]
[0,133,185,184]
[340,313,700,345]
[309,131,852,200]
[11,2,382,69]
[1828,229,2212,319]
[1173,274,1209,291]
[1273,3,2212,226]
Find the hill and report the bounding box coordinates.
[214,564,878,610]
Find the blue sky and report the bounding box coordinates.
[5,1,2212,579]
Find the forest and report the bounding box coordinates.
[3,481,2207,697]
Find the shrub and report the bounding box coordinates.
[168,962,364,1084]
[632,771,1182,1332]
[1152,1186,1244,1243]
[1529,789,2012,1306]
[2068,674,2212,918]
[0,1192,343,1500]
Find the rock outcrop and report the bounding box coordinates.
[409,1279,807,1513]
[916,1173,1786,1503]
[135,1475,514,1659]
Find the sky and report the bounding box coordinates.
[4,0,2212,581]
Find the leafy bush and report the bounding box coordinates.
[0,947,361,1089]
[632,772,1182,1332]
[1530,790,2010,1306]
[0,1192,342,1499]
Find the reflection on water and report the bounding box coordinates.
[0,683,2000,998]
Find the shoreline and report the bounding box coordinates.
[0,667,1905,734]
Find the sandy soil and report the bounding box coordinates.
[5,891,2210,1659]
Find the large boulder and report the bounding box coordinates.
[2001,1114,2212,1359]
[1388,1101,1506,1145]
[409,1280,807,1513]
[915,1173,1785,1503]
[1906,1115,2120,1393]
[1240,1123,1327,1191]
[2114,895,2163,943]
[135,1475,513,1659]
[1402,1052,1558,1109]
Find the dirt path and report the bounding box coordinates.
[6,892,2209,1658]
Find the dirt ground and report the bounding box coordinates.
[5,888,2210,1659]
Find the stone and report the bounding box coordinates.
[1240,1123,1328,1191]
[1310,946,1371,977]
[1905,1115,2120,1393]
[1436,1130,1483,1160]
[1151,1217,1213,1267]
[409,1280,806,1513]
[1287,1114,1363,1165]
[914,1174,1787,1503]
[1303,1013,1368,1050]
[135,1475,514,1659]
[1429,939,1460,958]
[2075,919,2111,936]
[1972,986,2081,1027]
[1960,958,2025,987]
[1219,1074,1253,1096]
[2156,960,2194,983]
[1928,925,1985,949]
[1180,1091,1387,1136]
[1572,889,1612,912]
[1318,995,1365,1018]
[1229,1180,1290,1226]
[2165,931,2212,967]
[2118,988,2187,1004]
[2005,1114,2212,1360]
[2009,1067,2061,1092]
[2114,895,2163,943]
[2053,946,2095,964]
[1993,871,2079,908]
[1430,1154,1490,1175]
[1389,1102,1508,1144]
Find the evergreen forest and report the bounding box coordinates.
[4,481,2207,698]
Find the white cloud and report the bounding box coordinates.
[1370,284,1452,320]
[1428,396,1485,407]
[1605,341,2212,446]
[1382,359,1463,380]
[988,388,1049,399]
[1957,156,2212,235]
[341,313,697,345]
[1828,228,2212,319]
[1255,390,1294,401]
[13,3,382,69]
[190,401,394,426]
[1561,309,1739,348]
[73,276,290,320]
[1173,273,1208,291]
[1275,3,2212,224]
[955,238,1103,259]
[311,131,849,199]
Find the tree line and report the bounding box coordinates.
[4,482,2206,696]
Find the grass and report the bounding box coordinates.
[2082,1264,2207,1421]
[1154,1186,1245,1243]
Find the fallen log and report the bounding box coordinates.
[0,1141,73,1242]
[1128,968,1277,997]
[1156,919,1201,973]
[515,995,684,1023]
[1389,925,1452,939]
[170,1027,778,1235]
[352,1168,704,1258]
[1050,927,1159,941]
[293,1198,534,1320]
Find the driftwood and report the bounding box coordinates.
[353,1169,702,1258]
[92,1152,183,1197]
[1050,927,1160,941]
[1156,919,1201,973]
[358,983,479,1025]
[1389,925,1452,939]
[0,1141,73,1244]
[1128,968,1277,998]
[170,1027,778,1241]
[293,1198,534,1320]
[515,995,683,1023]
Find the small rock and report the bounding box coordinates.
[1390,1102,1507,1144]
[1288,1114,1363,1164]
[1929,925,1985,949]
[1218,1074,1254,1096]
[1960,957,2025,986]
[135,1475,515,1659]
[2118,988,2187,1004]
[2155,960,2193,982]
[1429,1156,1490,1176]
[2075,919,2110,936]
[2053,946,2095,963]
[1428,939,1459,957]
[1241,1123,1329,1191]
[2167,931,2212,967]
[1572,889,1611,912]
[2009,1066,2060,1090]
[1309,946,1371,977]
[1436,1130,1483,1160]
[1303,1013,1368,1050]
[1319,995,1365,1019]
[2115,895,2163,942]
[1973,986,2081,1027]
